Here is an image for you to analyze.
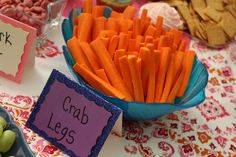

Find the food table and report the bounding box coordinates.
[0,0,236,157]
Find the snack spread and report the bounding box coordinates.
[67,1,196,104]
[165,0,236,46]
[139,2,184,29]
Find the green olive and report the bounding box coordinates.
[0,130,16,153]
[0,116,7,129]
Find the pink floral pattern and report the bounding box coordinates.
[36,39,62,58]
[197,97,229,121]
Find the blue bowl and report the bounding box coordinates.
[61,7,208,121]
[0,106,35,157]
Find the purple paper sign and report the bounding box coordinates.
[27,69,121,157]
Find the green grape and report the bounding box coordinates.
[0,130,16,153]
[0,116,7,129]
[0,124,2,137]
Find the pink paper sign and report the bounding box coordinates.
[0,14,36,83]
[27,70,121,157]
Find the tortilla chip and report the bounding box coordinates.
[206,25,227,45]
[220,11,236,37]
[204,7,222,22]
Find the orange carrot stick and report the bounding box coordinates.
[100,37,110,49]
[146,49,156,103]
[139,43,145,48]
[144,35,153,45]
[77,13,86,37]
[83,0,92,13]
[172,44,178,53]
[146,43,154,52]
[110,11,122,18]
[154,50,161,72]
[171,28,183,46]
[123,5,136,19]
[95,69,110,83]
[155,16,163,37]
[137,57,142,79]
[153,38,159,49]
[128,39,136,51]
[119,19,133,33]
[73,6,78,26]
[154,50,161,93]
[91,39,133,101]
[157,35,169,49]
[128,55,144,102]
[133,19,141,38]
[161,28,167,35]
[119,20,128,33]
[73,64,125,99]
[135,35,144,51]
[173,51,184,79]
[167,69,185,103]
[108,35,119,57]
[115,49,126,58]
[140,8,149,32]
[177,50,195,97]
[119,56,134,98]
[127,51,139,56]
[178,39,187,51]
[139,47,151,98]
[141,18,151,35]
[67,37,92,71]
[97,30,117,39]
[80,42,101,72]
[118,33,129,50]
[73,25,78,37]
[154,47,170,102]
[78,13,93,42]
[166,32,174,49]
[160,54,175,103]
[127,31,133,38]
[93,17,106,40]
[141,8,148,20]
[114,49,126,73]
[92,5,104,17]
[144,25,157,37]
[106,18,119,32]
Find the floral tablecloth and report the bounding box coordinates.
[0,1,236,157]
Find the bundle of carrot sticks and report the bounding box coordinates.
[67,1,196,103]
